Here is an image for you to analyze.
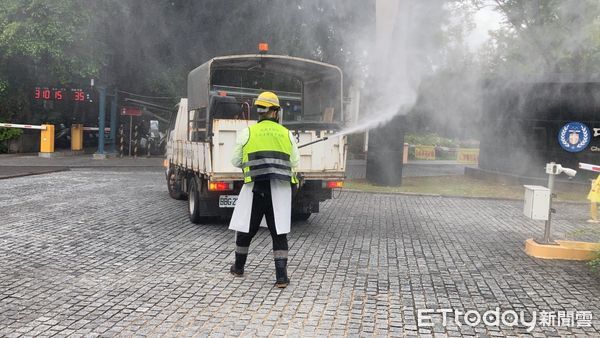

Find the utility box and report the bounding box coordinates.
[523,185,550,220]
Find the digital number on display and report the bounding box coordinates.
[33,87,89,102]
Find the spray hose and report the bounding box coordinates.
[298,136,329,149]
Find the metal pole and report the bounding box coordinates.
[128,115,133,156]
[119,124,124,158]
[96,86,106,155]
[109,89,118,153]
[543,173,555,243]
[133,125,138,159]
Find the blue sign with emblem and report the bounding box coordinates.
[558,122,591,152]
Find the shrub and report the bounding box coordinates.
[405,133,457,148]
[0,127,23,153]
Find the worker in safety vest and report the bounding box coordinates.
[587,174,600,223]
[229,91,299,288]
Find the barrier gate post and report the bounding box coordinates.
[39,124,55,157]
[71,124,83,151]
[0,123,54,156]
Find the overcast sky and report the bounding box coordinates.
[467,5,503,50]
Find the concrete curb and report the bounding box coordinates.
[342,188,442,198]
[0,164,162,168]
[524,239,600,261]
[0,165,161,180]
[0,154,163,169]
[340,188,589,205]
[63,165,162,168]
[0,167,70,180]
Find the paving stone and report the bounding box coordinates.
[0,169,598,336]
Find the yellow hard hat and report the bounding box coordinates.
[255,91,280,109]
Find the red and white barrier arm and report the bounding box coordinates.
[0,123,111,132]
[82,127,111,131]
[578,162,600,172]
[0,123,47,130]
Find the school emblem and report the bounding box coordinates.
[558,122,590,152]
[568,132,579,145]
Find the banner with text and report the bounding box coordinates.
[415,146,436,160]
[458,148,479,164]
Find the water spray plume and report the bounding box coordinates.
[298,101,413,149]
[333,102,415,139]
[326,1,441,144]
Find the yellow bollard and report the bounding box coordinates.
[40,124,55,153]
[590,202,598,222]
[587,174,600,223]
[71,124,83,151]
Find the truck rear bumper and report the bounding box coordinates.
[208,172,345,183]
[196,175,343,218]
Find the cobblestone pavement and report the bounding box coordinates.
[0,169,599,337]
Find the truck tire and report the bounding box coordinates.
[188,177,208,224]
[292,212,311,222]
[167,169,186,200]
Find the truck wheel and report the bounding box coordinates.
[292,212,311,222]
[188,177,207,224]
[167,170,186,200]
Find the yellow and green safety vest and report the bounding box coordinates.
[242,120,295,184]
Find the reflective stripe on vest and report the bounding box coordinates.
[242,120,293,184]
[242,158,292,168]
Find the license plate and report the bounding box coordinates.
[219,195,238,208]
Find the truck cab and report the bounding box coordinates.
[166,54,346,222]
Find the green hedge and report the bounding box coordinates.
[405,133,457,148]
[407,146,459,161]
[0,127,23,153]
[405,133,480,148]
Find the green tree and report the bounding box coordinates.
[0,0,374,122]
[0,0,105,122]
[99,0,373,96]
[472,0,600,76]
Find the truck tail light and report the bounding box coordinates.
[325,181,344,189]
[259,42,269,53]
[209,181,233,191]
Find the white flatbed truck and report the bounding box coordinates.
[165,54,347,223]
